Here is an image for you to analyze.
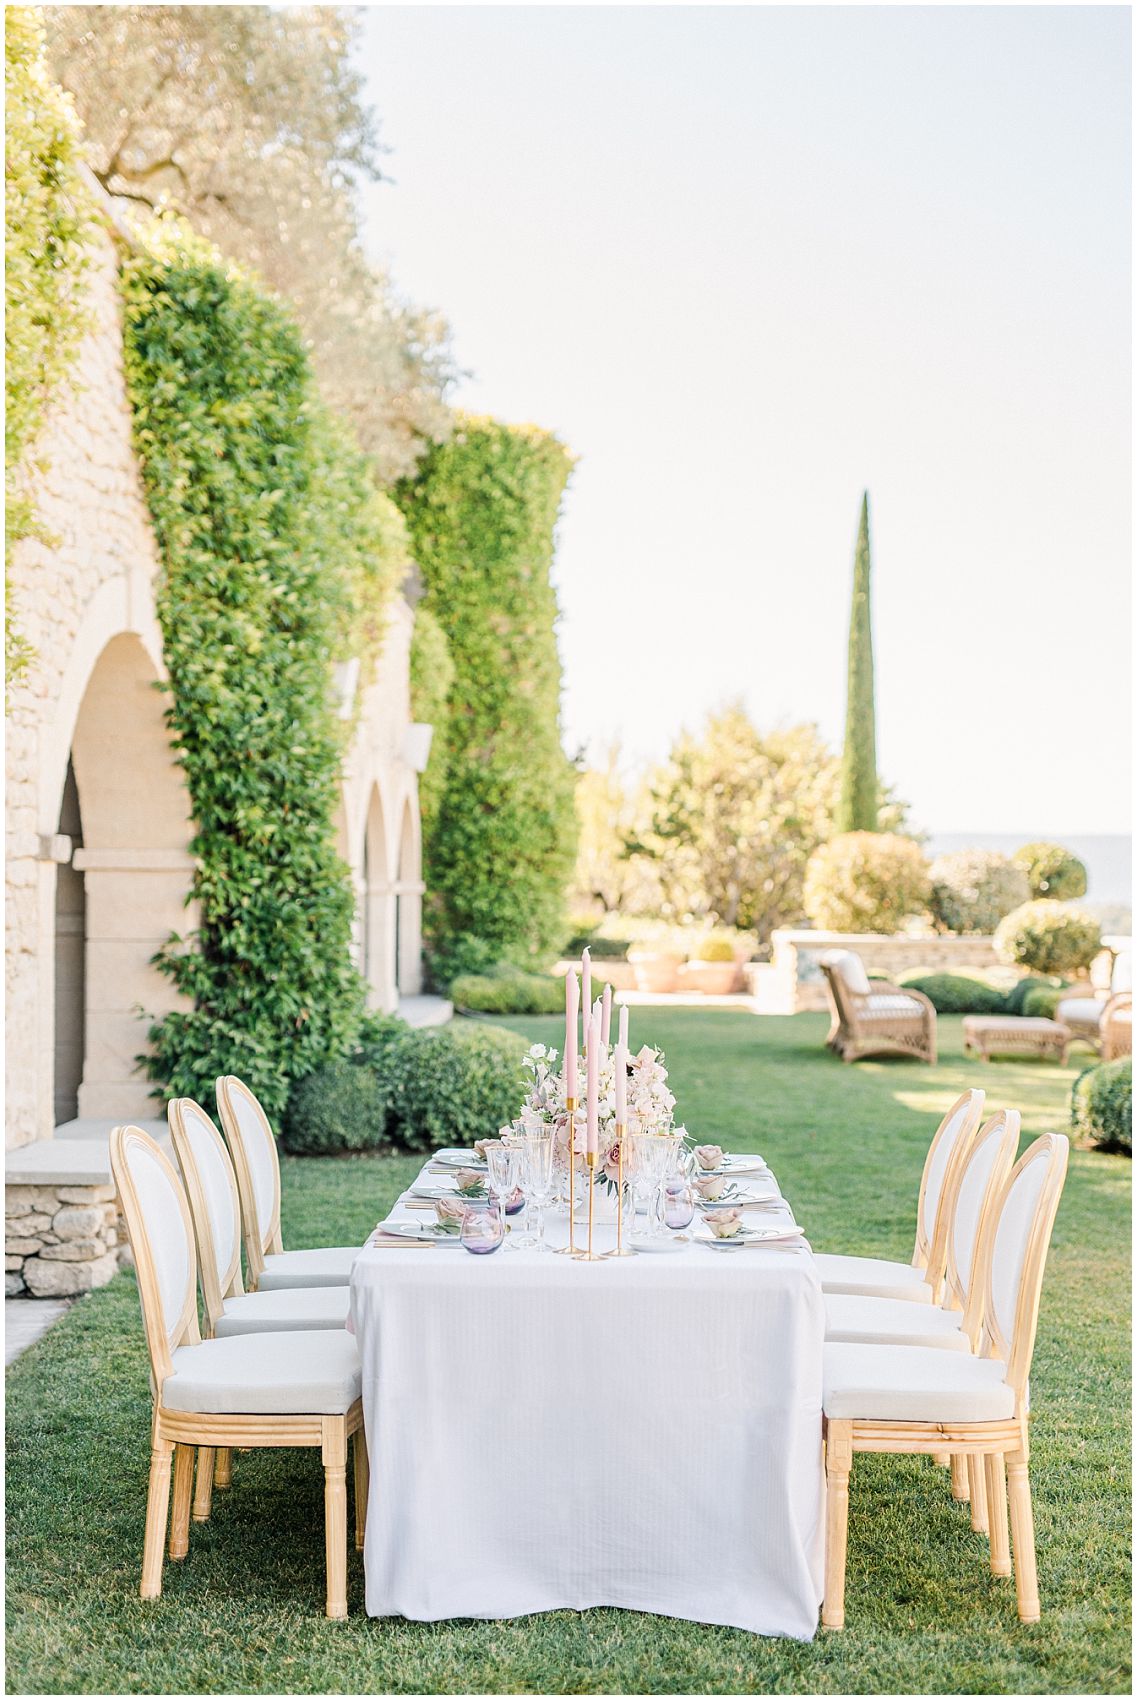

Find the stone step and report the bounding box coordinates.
[397,994,453,1028]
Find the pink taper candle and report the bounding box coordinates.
[615,1040,627,1124]
[564,971,578,1104]
[582,948,592,1030]
[586,1009,600,1156]
[601,982,612,1047]
[618,1002,629,1054]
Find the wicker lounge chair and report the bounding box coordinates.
[1056,950,1132,1060]
[820,949,937,1065]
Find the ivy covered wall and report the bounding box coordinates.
[121,227,407,1114]
[397,416,577,976]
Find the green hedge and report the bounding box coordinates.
[122,227,404,1116]
[1072,1058,1132,1154]
[995,901,1102,978]
[1023,986,1065,1020]
[397,415,577,976]
[408,603,454,834]
[450,968,564,1015]
[282,1059,390,1156]
[898,972,1008,1015]
[5,8,93,684]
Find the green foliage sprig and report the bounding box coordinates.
[120,226,403,1114]
[397,415,577,976]
[5,7,93,686]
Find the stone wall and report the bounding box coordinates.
[751,929,1014,1014]
[6,1181,127,1298]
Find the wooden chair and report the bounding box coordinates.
[215,1075,359,1291]
[110,1124,367,1619]
[821,1132,1069,1629]
[820,950,937,1065]
[813,1088,985,1304]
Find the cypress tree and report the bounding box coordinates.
[837,491,879,832]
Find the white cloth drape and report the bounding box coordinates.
[350,1166,826,1639]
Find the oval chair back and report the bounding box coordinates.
[168,1098,245,1336]
[946,1109,1020,1345]
[976,1132,1070,1408]
[110,1125,201,1396]
[912,1088,985,1295]
[215,1075,283,1288]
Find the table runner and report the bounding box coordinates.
[349,1162,826,1638]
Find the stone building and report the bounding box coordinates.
[5,214,431,1290]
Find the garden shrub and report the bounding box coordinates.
[283,1059,390,1156]
[995,901,1102,979]
[928,850,1030,935]
[122,226,405,1116]
[384,1022,526,1152]
[1071,1058,1132,1154]
[5,7,93,684]
[565,933,630,959]
[898,973,1008,1015]
[353,1012,414,1080]
[450,969,565,1016]
[1022,986,1065,1020]
[802,832,931,934]
[1013,841,1088,901]
[397,416,578,968]
[426,932,502,990]
[695,935,738,963]
[1005,975,1056,1015]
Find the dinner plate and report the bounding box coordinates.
[627,1233,687,1254]
[409,1180,487,1201]
[695,1188,782,1209]
[697,1223,805,1247]
[693,1154,769,1178]
[375,1221,465,1245]
[431,1151,489,1172]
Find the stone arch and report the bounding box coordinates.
[395,790,424,996]
[61,631,195,1120]
[361,782,396,1011]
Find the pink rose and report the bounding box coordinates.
[434,1198,468,1230]
[694,1144,725,1171]
[694,1172,728,1200]
[707,1208,744,1239]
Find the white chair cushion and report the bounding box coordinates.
[823,950,871,994]
[813,1252,932,1303]
[825,1293,970,1351]
[1112,951,1132,995]
[162,1330,361,1414]
[258,1246,359,1289]
[1056,997,1103,1026]
[862,994,925,1019]
[215,1285,351,1337]
[824,1342,1014,1422]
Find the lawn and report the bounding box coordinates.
[5,1012,1131,1695]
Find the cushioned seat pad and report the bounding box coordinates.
[1056,998,1103,1025]
[824,1342,1014,1422]
[813,1252,932,1303]
[216,1285,351,1336]
[825,1293,969,1351]
[162,1330,361,1414]
[258,1246,359,1289]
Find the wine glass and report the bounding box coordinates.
[663,1175,696,1237]
[519,1129,555,1251]
[485,1143,520,1245]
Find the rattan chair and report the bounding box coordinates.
[1057,950,1132,1058]
[820,950,937,1065]
[821,1132,1069,1629]
[110,1125,366,1618]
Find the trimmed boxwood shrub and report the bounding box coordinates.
[450,969,565,1016]
[384,1022,526,1152]
[353,1012,414,1079]
[1072,1058,1132,1153]
[898,973,1008,1015]
[928,851,1030,935]
[1005,975,1056,1016]
[995,901,1102,979]
[283,1060,390,1156]
[1022,986,1065,1020]
[565,933,629,960]
[803,832,931,934]
[1013,841,1088,902]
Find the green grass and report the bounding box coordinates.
[5,1013,1130,1694]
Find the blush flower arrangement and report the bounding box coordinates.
[506,1041,686,1194]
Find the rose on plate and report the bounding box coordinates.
[706,1208,744,1239]
[694,1172,729,1201]
[693,1143,725,1172]
[433,1197,468,1234]
[455,1170,487,1197]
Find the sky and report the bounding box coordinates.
[355,4,1132,837]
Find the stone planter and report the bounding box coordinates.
[629,949,684,993]
[678,960,742,996]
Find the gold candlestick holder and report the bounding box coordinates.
[603,1122,634,1257]
[574,1149,602,1261]
[553,1098,578,1256]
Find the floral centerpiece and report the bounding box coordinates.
[505,1040,685,1195]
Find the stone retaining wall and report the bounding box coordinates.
[751,930,1013,1014]
[5,1181,127,1297]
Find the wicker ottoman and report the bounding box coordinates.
[962,1015,1070,1065]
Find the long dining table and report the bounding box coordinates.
[349,1153,826,1639]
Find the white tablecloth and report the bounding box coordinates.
[349,1162,826,1639]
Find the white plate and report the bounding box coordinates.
[693,1154,768,1178]
[627,1234,687,1254]
[697,1224,805,1247]
[431,1151,489,1172]
[696,1188,782,1209]
[409,1181,487,1201]
[375,1221,465,1245]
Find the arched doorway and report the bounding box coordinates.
[362,785,396,1011]
[61,632,194,1120]
[395,796,423,996]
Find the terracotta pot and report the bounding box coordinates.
[628,949,684,993]
[679,960,741,996]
